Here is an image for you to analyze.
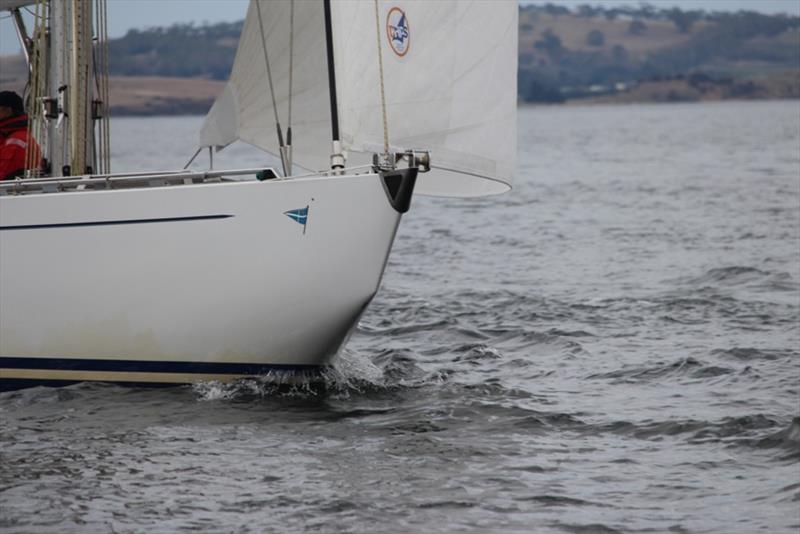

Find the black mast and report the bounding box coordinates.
[323,0,340,142]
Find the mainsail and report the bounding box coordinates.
[199,0,517,197]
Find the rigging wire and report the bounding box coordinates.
[92,1,103,173]
[23,4,37,175]
[104,0,111,173]
[253,0,296,176]
[60,0,69,170]
[24,0,47,177]
[254,0,285,152]
[94,0,111,174]
[286,0,293,150]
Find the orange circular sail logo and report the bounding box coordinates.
[386,7,410,57]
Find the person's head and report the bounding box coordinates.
[0,91,24,121]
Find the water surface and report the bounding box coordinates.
[2,101,799,533]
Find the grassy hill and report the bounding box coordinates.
[519,10,697,59]
[0,56,224,116]
[1,5,797,114]
[518,4,800,102]
[109,21,242,80]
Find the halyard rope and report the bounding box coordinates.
[25,0,47,176]
[288,0,294,135]
[373,0,390,154]
[101,0,111,173]
[255,0,295,175]
[255,0,280,125]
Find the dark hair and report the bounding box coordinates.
[0,91,24,114]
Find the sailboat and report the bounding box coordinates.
[0,0,517,391]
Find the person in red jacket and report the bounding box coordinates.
[0,91,42,180]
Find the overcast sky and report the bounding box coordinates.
[1,0,798,55]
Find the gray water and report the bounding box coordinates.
[1,101,799,533]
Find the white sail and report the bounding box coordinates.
[199,0,517,197]
[199,0,332,172]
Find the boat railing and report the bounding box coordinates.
[0,167,281,196]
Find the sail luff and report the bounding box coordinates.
[323,0,340,143]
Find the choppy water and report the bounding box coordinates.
[2,101,799,533]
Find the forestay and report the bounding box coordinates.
[199,0,517,197]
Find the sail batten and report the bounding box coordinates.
[199,0,517,197]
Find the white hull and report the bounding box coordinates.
[0,172,405,389]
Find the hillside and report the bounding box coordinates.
[109,21,242,80]
[0,5,797,114]
[518,4,800,102]
[0,56,224,116]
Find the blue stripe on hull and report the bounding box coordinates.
[0,214,234,231]
[0,356,319,374]
[0,356,324,392]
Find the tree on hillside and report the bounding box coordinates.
[628,19,647,36]
[534,29,564,58]
[109,21,243,79]
[543,3,570,17]
[667,8,702,33]
[586,30,605,47]
[577,5,599,18]
[519,52,535,66]
[634,3,657,20]
[518,70,564,103]
[645,10,800,74]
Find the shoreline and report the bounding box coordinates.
[111,96,800,117]
[106,72,797,116]
[2,64,797,116]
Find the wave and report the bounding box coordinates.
[552,522,622,534]
[586,357,737,382]
[689,266,770,284]
[596,414,797,454]
[515,495,608,507]
[711,347,797,361]
[752,417,800,459]
[669,266,798,293]
[358,318,457,337]
[0,380,132,407]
